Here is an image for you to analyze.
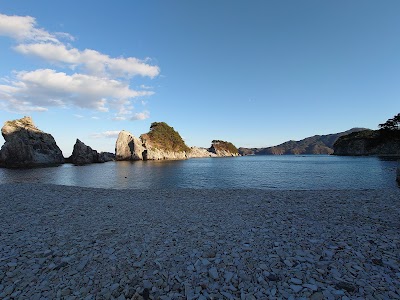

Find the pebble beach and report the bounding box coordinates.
[0,183,399,300]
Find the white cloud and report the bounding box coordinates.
[0,13,160,117]
[131,110,150,121]
[0,69,153,113]
[15,43,160,78]
[112,116,126,121]
[139,84,154,89]
[73,114,84,118]
[0,13,61,43]
[90,130,120,139]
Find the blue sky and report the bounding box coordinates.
[0,1,399,156]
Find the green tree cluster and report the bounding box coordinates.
[378,113,400,131]
[144,122,190,152]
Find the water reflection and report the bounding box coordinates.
[0,156,398,190]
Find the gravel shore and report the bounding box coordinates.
[0,184,399,300]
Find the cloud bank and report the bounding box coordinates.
[0,13,159,119]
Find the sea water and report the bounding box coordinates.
[0,155,398,190]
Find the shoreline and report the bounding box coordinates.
[0,184,399,299]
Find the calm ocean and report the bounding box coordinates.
[0,155,398,190]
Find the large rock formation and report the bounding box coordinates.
[68,139,114,165]
[333,130,400,156]
[239,128,367,156]
[115,122,241,161]
[0,116,64,168]
[140,122,190,160]
[209,140,239,157]
[115,122,240,161]
[115,130,145,161]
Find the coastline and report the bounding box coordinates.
[1,184,399,299]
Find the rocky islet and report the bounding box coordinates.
[68,139,115,165]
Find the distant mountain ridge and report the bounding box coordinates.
[239,128,367,155]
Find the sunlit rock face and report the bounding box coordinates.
[0,116,64,168]
[115,130,144,161]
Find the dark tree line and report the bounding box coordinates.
[379,113,400,131]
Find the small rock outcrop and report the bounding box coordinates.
[188,147,217,158]
[209,140,239,157]
[0,116,64,168]
[115,130,145,161]
[69,139,98,165]
[333,130,400,156]
[68,139,114,165]
[98,152,115,163]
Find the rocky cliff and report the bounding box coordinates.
[239,128,367,155]
[0,116,64,168]
[209,140,239,157]
[115,130,145,161]
[333,130,400,156]
[68,139,114,165]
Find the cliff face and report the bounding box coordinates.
[115,130,144,161]
[0,117,64,168]
[333,130,400,156]
[239,128,367,155]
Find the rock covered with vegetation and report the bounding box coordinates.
[333,114,400,156]
[209,140,239,157]
[115,130,145,161]
[68,139,114,165]
[333,130,400,156]
[115,122,238,161]
[140,122,190,160]
[0,116,64,168]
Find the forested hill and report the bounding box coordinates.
[238,128,367,155]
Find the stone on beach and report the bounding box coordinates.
[0,184,399,299]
